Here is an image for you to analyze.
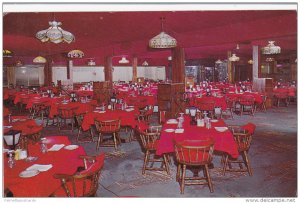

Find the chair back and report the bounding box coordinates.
[58,106,77,119]
[53,154,105,197]
[139,125,162,150]
[94,119,120,133]
[75,114,85,127]
[239,95,255,106]
[174,138,215,166]
[228,127,252,152]
[196,100,215,112]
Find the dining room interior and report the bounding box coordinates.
[2,2,298,201]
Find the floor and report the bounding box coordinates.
[8,102,298,198]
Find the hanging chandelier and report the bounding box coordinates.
[149,17,177,49]
[87,59,96,66]
[3,49,13,57]
[229,54,240,62]
[33,56,47,63]
[36,21,74,44]
[215,59,223,64]
[261,41,281,55]
[266,57,275,62]
[142,61,149,66]
[68,50,84,58]
[119,57,129,64]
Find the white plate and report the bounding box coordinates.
[215,127,228,132]
[210,119,218,123]
[164,129,175,133]
[19,170,40,178]
[64,145,79,150]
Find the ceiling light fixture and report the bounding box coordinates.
[142,61,149,66]
[229,54,240,62]
[248,59,253,64]
[261,41,281,55]
[36,20,74,44]
[266,57,275,62]
[68,50,84,58]
[119,57,129,64]
[33,56,47,63]
[87,59,96,66]
[15,60,23,66]
[3,49,13,57]
[149,17,177,49]
[215,59,223,64]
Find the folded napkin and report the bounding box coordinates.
[26,164,53,172]
[48,144,65,151]
[175,129,184,133]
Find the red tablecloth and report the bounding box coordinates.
[4,136,87,197]
[190,95,227,110]
[156,117,239,159]
[273,87,296,97]
[49,100,97,118]
[14,93,40,105]
[124,95,156,107]
[4,119,43,136]
[70,90,94,98]
[26,96,63,109]
[81,109,139,131]
[225,92,263,104]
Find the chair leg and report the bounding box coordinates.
[222,154,229,175]
[76,128,81,143]
[113,133,118,150]
[163,154,170,175]
[204,164,214,193]
[96,133,102,151]
[242,151,253,176]
[176,163,181,182]
[142,150,150,175]
[180,164,186,194]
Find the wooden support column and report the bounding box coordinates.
[104,56,113,85]
[253,45,261,79]
[44,58,52,86]
[171,47,185,83]
[67,60,71,79]
[227,51,233,83]
[132,56,138,82]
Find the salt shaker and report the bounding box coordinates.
[40,139,48,154]
[8,151,15,168]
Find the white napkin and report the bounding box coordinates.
[48,144,65,151]
[4,126,12,129]
[125,108,134,112]
[26,164,53,172]
[175,129,184,133]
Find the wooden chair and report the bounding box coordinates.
[174,138,215,194]
[222,126,253,176]
[94,119,121,150]
[274,92,289,107]
[75,114,95,143]
[258,95,267,112]
[52,154,105,197]
[30,101,47,120]
[57,106,78,132]
[221,97,235,119]
[239,95,255,116]
[138,125,170,175]
[196,100,216,118]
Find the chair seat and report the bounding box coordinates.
[99,126,120,133]
[53,179,92,197]
[176,150,212,165]
[145,140,159,150]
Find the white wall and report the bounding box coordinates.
[52,66,105,84]
[73,66,105,82]
[137,66,166,80]
[112,66,133,82]
[52,66,67,84]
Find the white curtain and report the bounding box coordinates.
[72,66,105,82]
[112,66,133,82]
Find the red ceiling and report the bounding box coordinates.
[3,10,297,66]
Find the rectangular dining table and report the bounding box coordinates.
[156,116,239,159]
[4,136,86,197]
